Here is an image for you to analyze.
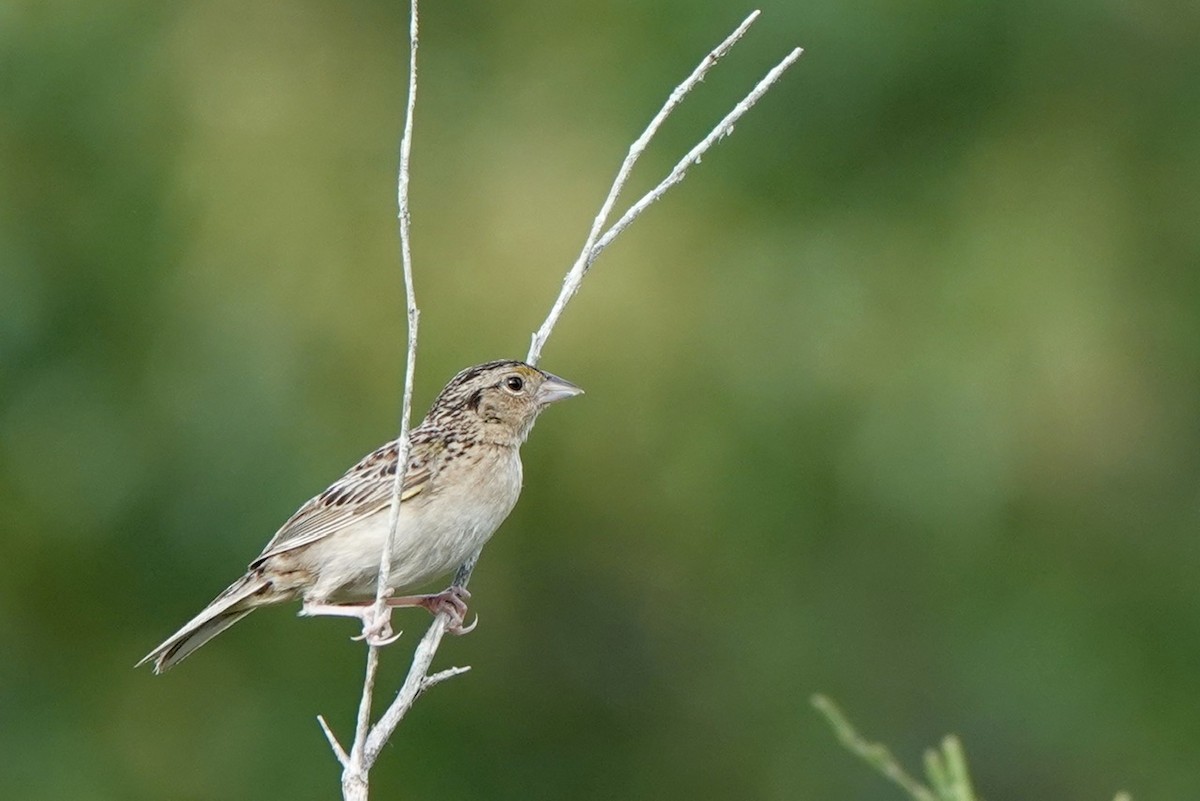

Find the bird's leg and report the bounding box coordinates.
[300,586,475,639]
[386,586,476,635]
[299,596,402,646]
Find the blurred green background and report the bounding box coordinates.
[3,0,1199,798]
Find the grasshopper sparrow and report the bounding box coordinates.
[139,360,582,673]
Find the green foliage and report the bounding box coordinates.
[814,695,1130,801]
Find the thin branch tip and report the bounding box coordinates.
[423,665,472,690]
[318,714,350,767]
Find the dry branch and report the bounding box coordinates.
[320,8,801,799]
[321,1,422,799]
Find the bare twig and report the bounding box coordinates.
[592,46,803,256]
[317,714,350,768]
[363,612,453,761]
[423,664,472,690]
[377,0,423,623]
[381,0,429,623]
[526,11,802,366]
[322,2,422,799]
[342,646,383,797]
[524,10,760,366]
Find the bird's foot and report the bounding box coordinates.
[354,604,403,646]
[299,598,402,646]
[387,586,477,635]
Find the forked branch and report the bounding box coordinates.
[526,11,802,365]
[320,8,802,799]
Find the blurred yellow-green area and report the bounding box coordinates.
[3,1,1198,798]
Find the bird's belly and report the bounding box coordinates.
[299,464,521,602]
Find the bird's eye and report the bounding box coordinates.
[505,375,525,392]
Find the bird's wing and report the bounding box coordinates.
[250,436,442,567]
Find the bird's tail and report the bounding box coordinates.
[137,573,271,673]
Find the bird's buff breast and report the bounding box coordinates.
[297,450,523,602]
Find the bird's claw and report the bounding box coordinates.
[388,586,476,635]
[352,624,403,647]
[300,599,402,647]
[430,586,471,633]
[350,606,402,646]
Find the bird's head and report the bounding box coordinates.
[426,360,583,444]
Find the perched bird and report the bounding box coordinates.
[139,360,582,673]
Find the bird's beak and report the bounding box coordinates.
[536,372,584,405]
